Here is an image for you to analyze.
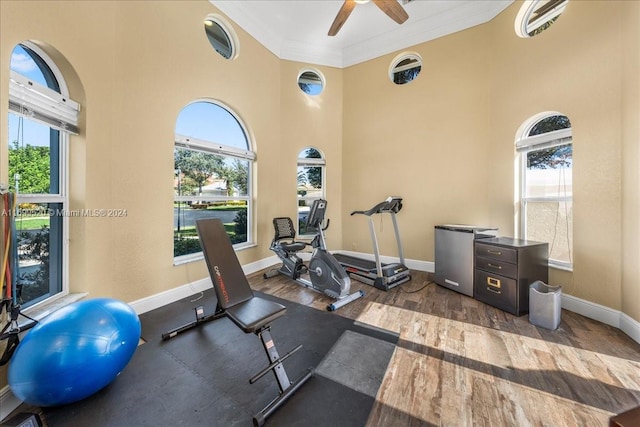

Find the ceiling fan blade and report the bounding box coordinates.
[328,0,357,36]
[372,0,409,25]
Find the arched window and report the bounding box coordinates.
[297,147,325,235]
[7,42,80,307]
[515,0,569,38]
[389,52,422,85]
[516,113,573,269]
[174,100,255,261]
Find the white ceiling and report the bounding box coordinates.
[210,0,514,68]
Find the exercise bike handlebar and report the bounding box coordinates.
[350,196,403,216]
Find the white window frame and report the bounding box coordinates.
[7,41,73,309]
[517,125,573,270]
[173,102,255,264]
[515,0,569,38]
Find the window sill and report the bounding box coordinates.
[550,263,573,273]
[173,242,257,266]
[18,292,88,328]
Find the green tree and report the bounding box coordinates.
[529,115,571,136]
[302,148,322,189]
[188,159,249,197]
[527,115,572,170]
[8,141,51,193]
[230,159,249,195]
[174,148,224,195]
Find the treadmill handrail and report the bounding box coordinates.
[350,197,403,216]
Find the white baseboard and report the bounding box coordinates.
[620,312,640,344]
[560,292,640,344]
[129,255,280,315]
[561,293,622,328]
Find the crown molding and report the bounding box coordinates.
[210,1,512,68]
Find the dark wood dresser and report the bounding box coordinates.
[474,237,549,316]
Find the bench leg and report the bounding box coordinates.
[251,327,313,427]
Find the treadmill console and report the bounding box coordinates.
[384,196,403,213]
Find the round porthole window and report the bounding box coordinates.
[204,14,239,59]
[297,69,325,95]
[389,53,422,85]
[514,0,569,38]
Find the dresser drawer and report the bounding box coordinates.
[475,243,517,263]
[474,269,518,315]
[475,256,517,279]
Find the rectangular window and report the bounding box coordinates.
[8,113,67,307]
[520,142,573,269]
[173,145,251,261]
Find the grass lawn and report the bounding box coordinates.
[15,217,49,230]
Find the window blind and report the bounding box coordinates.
[516,128,572,151]
[8,70,80,135]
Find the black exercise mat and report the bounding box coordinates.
[40,290,398,427]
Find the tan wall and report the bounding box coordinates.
[342,24,492,261]
[487,1,627,310]
[342,0,639,319]
[0,0,292,304]
[620,0,640,319]
[279,61,345,248]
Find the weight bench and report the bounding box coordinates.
[162,218,313,426]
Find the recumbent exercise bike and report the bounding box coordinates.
[263,199,364,311]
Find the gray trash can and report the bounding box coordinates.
[529,281,561,330]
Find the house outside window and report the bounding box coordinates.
[297,148,325,235]
[6,42,80,308]
[517,113,573,269]
[174,100,254,261]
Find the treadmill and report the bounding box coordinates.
[334,197,411,291]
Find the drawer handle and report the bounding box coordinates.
[487,286,502,295]
[487,249,502,255]
[487,277,501,289]
[487,263,502,270]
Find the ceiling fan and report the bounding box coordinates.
[328,0,409,36]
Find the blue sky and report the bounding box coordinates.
[9,45,51,149]
[174,102,248,150]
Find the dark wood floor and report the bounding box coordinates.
[251,269,640,426]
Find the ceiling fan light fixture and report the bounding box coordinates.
[354,0,370,4]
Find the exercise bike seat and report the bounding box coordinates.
[272,217,308,253]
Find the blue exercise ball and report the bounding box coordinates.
[8,298,141,407]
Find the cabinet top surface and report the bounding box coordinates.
[436,224,498,233]
[476,237,548,248]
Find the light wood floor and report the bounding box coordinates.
[251,269,640,427]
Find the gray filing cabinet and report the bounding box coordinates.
[434,225,497,297]
[474,237,549,316]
